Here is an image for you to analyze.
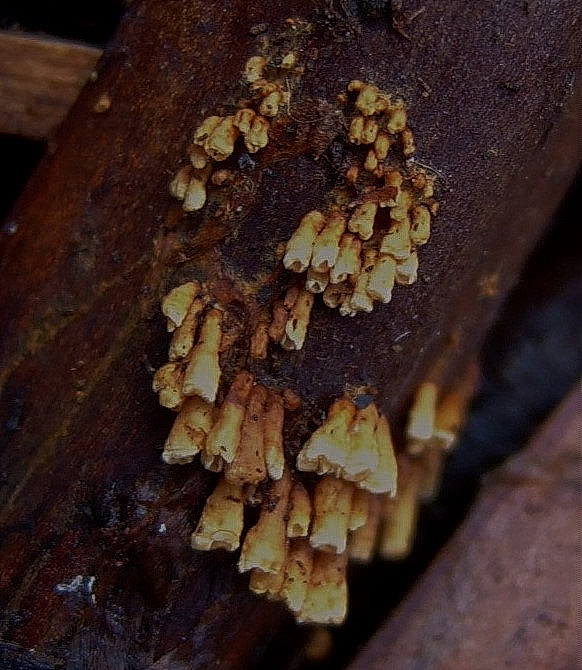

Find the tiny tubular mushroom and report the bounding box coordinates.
[204,116,240,162]
[385,99,407,134]
[259,90,283,117]
[379,456,422,560]
[233,107,256,134]
[162,395,215,464]
[280,288,314,351]
[169,165,193,200]
[361,118,379,144]
[380,219,412,260]
[182,308,223,402]
[168,297,206,361]
[343,402,380,481]
[322,282,352,309]
[237,471,292,573]
[330,234,362,284]
[280,539,314,613]
[205,370,254,462]
[199,449,224,472]
[305,266,330,294]
[281,52,297,69]
[250,321,270,359]
[298,551,348,625]
[433,363,479,449]
[309,476,353,554]
[311,210,347,273]
[263,391,286,480]
[249,567,285,599]
[287,481,312,538]
[367,254,397,304]
[183,164,212,212]
[191,477,244,551]
[347,202,377,241]
[189,144,209,170]
[401,127,415,156]
[296,397,356,473]
[354,83,380,116]
[406,381,438,447]
[244,115,270,153]
[192,115,222,147]
[152,361,185,410]
[357,412,398,496]
[380,169,403,207]
[395,251,419,285]
[348,486,370,531]
[223,383,267,486]
[374,132,390,160]
[410,205,431,245]
[244,55,267,83]
[268,300,290,342]
[161,281,201,331]
[348,115,365,144]
[350,249,377,313]
[364,149,378,173]
[283,210,327,273]
[349,492,382,562]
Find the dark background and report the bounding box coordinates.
[1,4,580,668]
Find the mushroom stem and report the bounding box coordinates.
[238,471,292,573]
[309,476,353,554]
[182,308,223,402]
[205,370,254,462]
[298,551,348,625]
[191,477,244,552]
[224,384,267,486]
[162,396,215,464]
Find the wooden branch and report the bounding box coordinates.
[0,31,102,139]
[348,380,582,670]
[0,0,581,667]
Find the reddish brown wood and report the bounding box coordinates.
[0,1,581,667]
[348,380,582,670]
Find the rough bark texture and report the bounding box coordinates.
[347,380,582,670]
[0,1,581,668]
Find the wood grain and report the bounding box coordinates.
[0,31,101,139]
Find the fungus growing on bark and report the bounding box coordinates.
[191,477,245,552]
[153,70,459,627]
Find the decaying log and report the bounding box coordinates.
[0,0,581,667]
[347,380,582,670]
[0,31,101,139]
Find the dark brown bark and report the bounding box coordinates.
[0,1,581,668]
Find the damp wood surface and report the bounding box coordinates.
[0,0,581,668]
[347,379,582,670]
[0,30,102,139]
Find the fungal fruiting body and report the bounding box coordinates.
[169,50,301,213]
[153,50,468,627]
[270,80,438,350]
[153,276,478,623]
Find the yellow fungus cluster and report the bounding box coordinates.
[275,81,438,348]
[405,365,479,500]
[153,279,477,624]
[169,52,298,212]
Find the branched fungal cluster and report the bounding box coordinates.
[169,52,299,213]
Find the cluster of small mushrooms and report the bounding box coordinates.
[152,277,477,623]
[156,51,468,624]
[169,53,297,213]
